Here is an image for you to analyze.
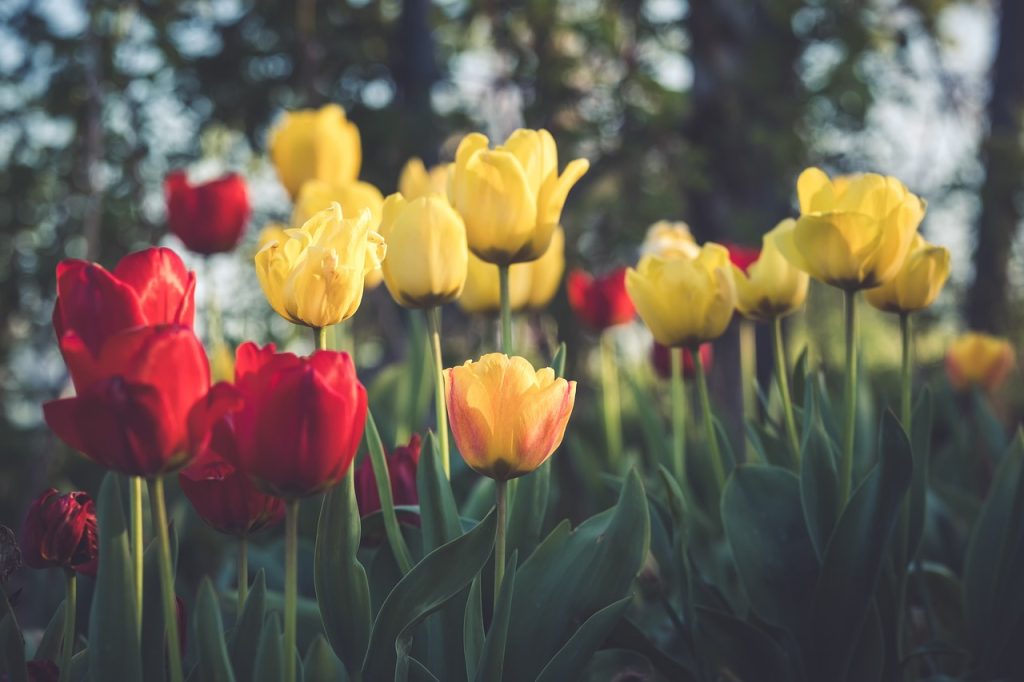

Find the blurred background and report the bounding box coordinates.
[1,0,1022,611]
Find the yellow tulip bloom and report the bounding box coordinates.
[257,223,289,252]
[864,234,950,314]
[378,193,468,308]
[641,220,701,260]
[292,179,384,228]
[776,167,927,290]
[524,226,565,310]
[255,203,386,328]
[458,252,532,315]
[399,158,449,200]
[945,332,1016,392]
[447,129,588,265]
[732,220,810,322]
[626,243,736,347]
[269,104,362,199]
[444,353,576,480]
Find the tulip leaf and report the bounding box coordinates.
[800,422,839,560]
[907,388,933,559]
[625,372,669,473]
[142,527,179,682]
[229,569,266,682]
[33,599,65,663]
[506,460,550,561]
[696,606,794,682]
[417,431,462,553]
[808,411,912,680]
[722,464,818,637]
[253,614,284,682]
[503,468,649,681]
[362,509,497,680]
[845,603,883,682]
[303,635,347,682]
[365,410,415,573]
[89,474,142,682]
[0,589,27,682]
[195,577,236,682]
[314,470,371,678]
[463,576,484,681]
[474,552,517,682]
[534,596,632,682]
[551,342,567,379]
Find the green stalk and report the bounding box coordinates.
[494,479,508,605]
[896,311,914,660]
[839,290,859,507]
[150,477,184,682]
[600,332,623,466]
[670,348,687,487]
[130,475,144,636]
[498,264,512,354]
[739,319,757,424]
[426,307,450,478]
[694,349,725,491]
[773,316,800,466]
[900,313,912,432]
[59,569,76,682]
[284,500,299,682]
[316,326,328,352]
[237,534,248,615]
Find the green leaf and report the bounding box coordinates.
[0,589,27,682]
[907,388,933,559]
[808,411,913,680]
[362,509,497,679]
[535,596,632,682]
[229,569,266,682]
[253,614,284,682]
[800,388,839,560]
[506,462,550,561]
[551,342,567,379]
[417,431,462,554]
[625,372,668,474]
[142,528,179,682]
[722,464,818,637]
[845,603,883,682]
[88,474,142,682]
[365,410,415,573]
[33,600,65,663]
[314,470,371,677]
[463,576,484,682]
[195,578,236,682]
[303,635,347,682]
[696,606,794,682]
[474,552,517,682]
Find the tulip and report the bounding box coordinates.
[732,220,810,323]
[945,332,1016,393]
[447,129,588,266]
[567,267,634,331]
[458,252,532,315]
[865,234,951,314]
[269,104,362,199]
[354,433,421,521]
[164,171,250,255]
[20,489,97,576]
[291,179,384,230]
[651,342,713,381]
[523,226,565,310]
[725,242,761,274]
[399,158,449,200]
[257,223,289,252]
[379,194,468,308]
[640,221,700,260]
[255,203,386,329]
[25,661,60,682]
[626,242,736,348]
[179,452,285,537]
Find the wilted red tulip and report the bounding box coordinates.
[44,325,210,476]
[725,243,760,274]
[20,489,97,577]
[165,171,250,255]
[179,450,285,537]
[651,342,713,381]
[566,268,635,331]
[354,433,421,521]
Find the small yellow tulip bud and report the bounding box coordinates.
[444,353,576,480]
[945,332,1016,392]
[269,104,362,199]
[626,243,736,347]
[378,193,468,309]
[776,167,927,290]
[732,220,810,322]
[447,129,588,265]
[864,234,950,314]
[255,203,386,328]
[641,220,701,260]
[399,158,450,200]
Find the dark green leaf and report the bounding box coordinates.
[845,603,883,682]
[229,569,266,682]
[506,462,550,561]
[474,552,517,682]
[33,600,65,663]
[417,431,462,554]
[463,576,484,682]
[800,401,839,561]
[0,589,27,682]
[195,578,236,682]
[303,634,347,682]
[142,528,179,682]
[365,410,415,572]
[908,388,933,559]
[535,597,631,682]
[696,606,794,682]
[551,342,567,379]
[253,614,284,682]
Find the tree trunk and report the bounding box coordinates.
[395,0,439,164]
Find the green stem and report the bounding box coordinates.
[316,326,328,352]
[284,500,299,682]
[494,479,507,605]
[773,316,800,466]
[59,570,76,682]
[600,332,623,467]
[839,290,859,507]
[426,307,450,478]
[670,348,687,488]
[498,265,512,354]
[900,313,912,433]
[150,477,184,682]
[130,475,144,637]
[237,534,248,615]
[896,312,914,660]
[740,319,757,424]
[694,349,726,491]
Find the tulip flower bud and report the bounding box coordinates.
[945,332,1016,393]
[20,489,98,576]
[865,234,950,314]
[399,158,449,200]
[732,220,810,322]
[269,104,362,199]
[379,194,468,308]
[179,451,285,537]
[651,342,713,381]
[567,267,635,331]
[444,354,576,480]
[354,433,421,521]
[164,171,250,255]
[725,243,761,274]
[291,179,384,231]
[640,221,700,260]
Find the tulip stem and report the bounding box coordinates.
[740,319,757,425]
[130,475,144,636]
[900,313,913,433]
[494,479,507,605]
[896,312,914,660]
[839,290,859,508]
[600,332,623,467]
[670,348,687,488]
[59,569,75,682]
[773,317,800,466]
[498,265,513,354]
[316,326,328,352]
[426,307,450,478]
[151,476,184,682]
[238,534,248,615]
[284,499,299,682]
[694,349,726,491]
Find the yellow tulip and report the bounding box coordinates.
[444,353,576,480]
[447,129,588,265]
[775,167,927,290]
[945,332,1016,392]
[257,223,289,252]
[626,242,736,347]
[458,252,532,315]
[292,179,384,228]
[378,193,468,308]
[732,220,810,322]
[399,158,449,200]
[864,234,950,314]
[254,203,386,328]
[641,220,701,260]
[524,226,565,310]
[269,104,362,199]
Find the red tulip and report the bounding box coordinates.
[567,268,635,331]
[354,433,421,521]
[20,489,98,576]
[725,243,760,274]
[651,342,713,381]
[25,660,60,682]
[179,449,285,537]
[190,342,368,499]
[44,325,211,476]
[165,171,250,255]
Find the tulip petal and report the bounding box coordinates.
[54,260,147,356]
[113,247,196,327]
[797,167,835,214]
